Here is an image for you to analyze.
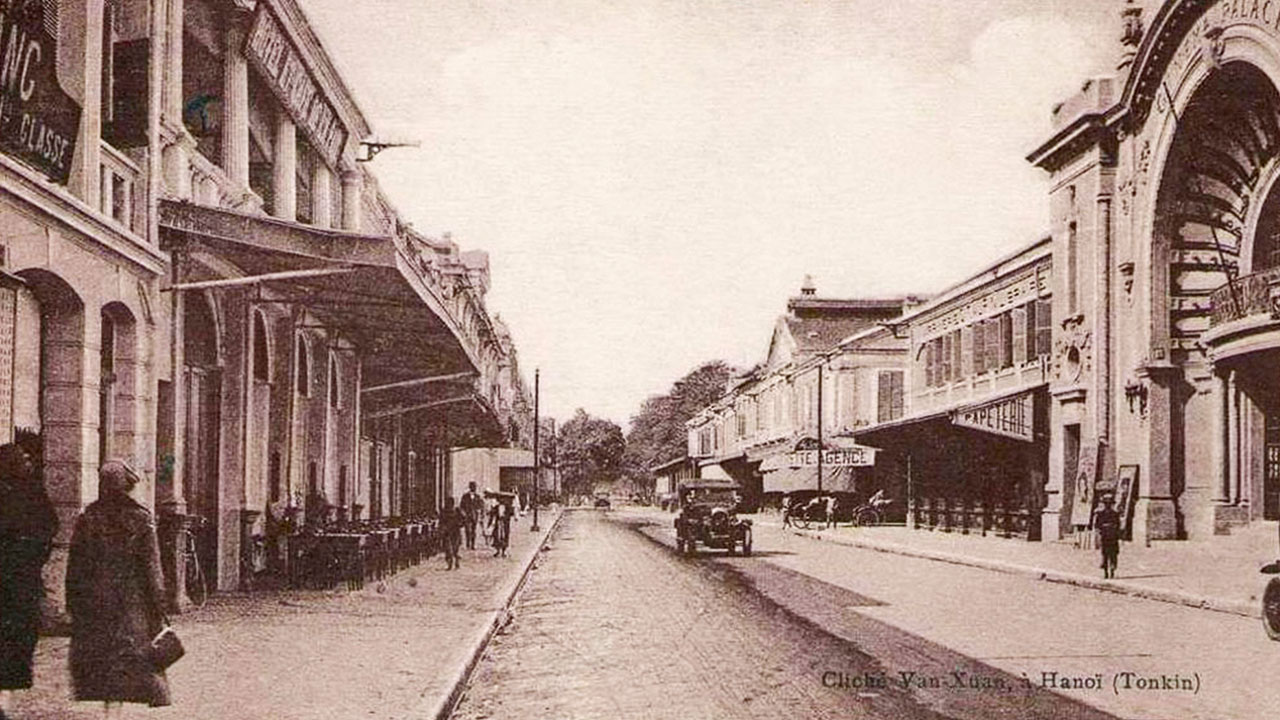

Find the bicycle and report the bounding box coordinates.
[180,518,208,609]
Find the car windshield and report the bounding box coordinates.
[685,489,737,506]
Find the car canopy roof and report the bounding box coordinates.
[678,480,740,491]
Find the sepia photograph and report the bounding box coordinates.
[1,0,1279,718]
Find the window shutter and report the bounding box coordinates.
[961,326,974,377]
[924,341,935,388]
[985,318,1000,372]
[891,371,904,420]
[1012,307,1027,364]
[877,371,891,423]
[1000,312,1013,369]
[941,334,952,384]
[951,330,963,381]
[1035,298,1053,356]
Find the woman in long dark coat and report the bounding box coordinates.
[0,439,58,717]
[66,460,171,714]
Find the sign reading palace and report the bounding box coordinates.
[245,6,347,166]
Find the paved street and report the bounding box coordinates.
[453,510,1134,720]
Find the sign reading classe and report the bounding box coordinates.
[0,1,81,184]
[789,446,876,467]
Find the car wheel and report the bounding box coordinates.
[742,529,752,557]
[1264,577,1280,641]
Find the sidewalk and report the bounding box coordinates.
[12,509,561,720]
[753,513,1274,619]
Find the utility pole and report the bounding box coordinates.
[531,368,540,531]
[817,363,824,495]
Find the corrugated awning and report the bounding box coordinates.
[159,202,480,395]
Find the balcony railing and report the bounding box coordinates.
[99,142,140,233]
[1208,266,1280,327]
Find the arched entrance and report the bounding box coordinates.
[184,291,223,588]
[1179,63,1280,527]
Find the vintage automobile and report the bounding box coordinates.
[1263,541,1280,640]
[674,480,752,556]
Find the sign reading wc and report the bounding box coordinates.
[0,0,80,184]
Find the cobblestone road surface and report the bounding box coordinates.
[452,510,1117,720]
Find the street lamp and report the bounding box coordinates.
[531,368,540,532]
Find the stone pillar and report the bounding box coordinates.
[222,23,251,188]
[340,169,363,231]
[161,0,189,199]
[1215,371,1230,504]
[1228,370,1240,504]
[311,164,333,228]
[40,302,97,631]
[1134,365,1180,542]
[65,0,105,209]
[272,116,297,220]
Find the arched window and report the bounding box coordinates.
[253,311,270,382]
[295,335,311,396]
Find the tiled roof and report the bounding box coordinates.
[784,315,887,353]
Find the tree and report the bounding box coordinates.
[556,409,626,498]
[624,361,734,488]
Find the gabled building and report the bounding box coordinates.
[688,282,918,510]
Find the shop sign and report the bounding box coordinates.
[245,6,347,166]
[789,446,876,467]
[951,390,1035,441]
[0,1,81,184]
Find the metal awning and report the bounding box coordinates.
[159,202,480,394]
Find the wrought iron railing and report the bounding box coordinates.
[1209,266,1280,327]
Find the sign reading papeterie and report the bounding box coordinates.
[952,390,1035,442]
[0,0,81,184]
[244,6,347,166]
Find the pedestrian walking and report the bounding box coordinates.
[824,495,838,529]
[0,434,58,718]
[440,497,463,570]
[66,459,171,716]
[489,499,512,558]
[1095,494,1121,579]
[781,495,792,528]
[459,482,482,550]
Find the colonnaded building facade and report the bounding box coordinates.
[0,0,532,619]
[691,0,1280,545]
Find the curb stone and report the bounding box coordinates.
[420,509,564,720]
[783,526,1260,619]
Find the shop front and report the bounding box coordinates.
[158,202,485,596]
[858,387,1049,540]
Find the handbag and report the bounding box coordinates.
[146,622,185,670]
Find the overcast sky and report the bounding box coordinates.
[304,0,1121,426]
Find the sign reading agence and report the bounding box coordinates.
[0,0,81,184]
[245,6,347,166]
[789,447,876,467]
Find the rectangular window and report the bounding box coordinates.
[924,340,936,388]
[984,318,1000,373]
[1000,312,1014,369]
[1013,306,1028,364]
[1035,298,1053,356]
[941,333,953,384]
[961,326,974,378]
[973,322,986,375]
[951,329,963,382]
[1067,221,1078,315]
[877,370,904,423]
